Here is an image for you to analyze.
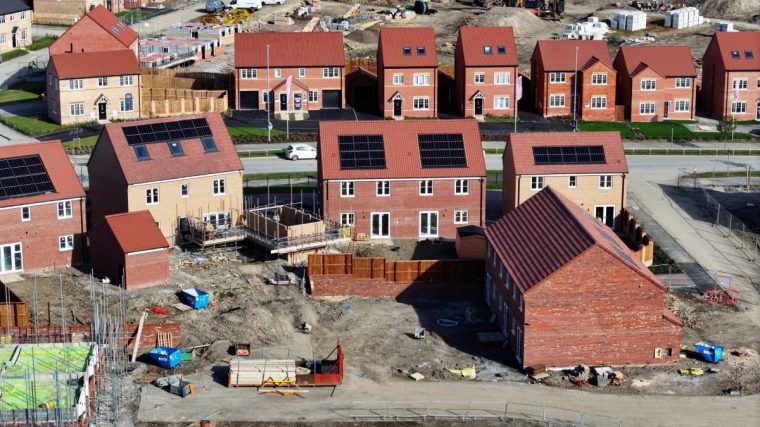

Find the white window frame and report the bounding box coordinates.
[674,100,690,112]
[145,188,159,205]
[322,67,339,78]
[274,68,282,78]
[455,179,469,195]
[21,206,31,222]
[69,103,84,116]
[493,96,510,110]
[97,77,108,87]
[568,176,576,188]
[732,78,748,90]
[413,73,430,86]
[241,68,257,79]
[591,73,608,85]
[494,72,510,85]
[675,77,692,88]
[376,180,390,197]
[213,179,226,195]
[58,235,74,251]
[340,181,355,197]
[57,201,73,219]
[340,212,355,226]
[640,102,656,115]
[474,72,485,84]
[530,176,544,191]
[0,243,22,273]
[119,75,133,87]
[308,90,318,103]
[549,94,565,108]
[180,183,189,198]
[69,79,83,90]
[731,101,747,114]
[599,175,613,189]
[549,72,566,83]
[454,210,469,224]
[419,180,433,196]
[120,93,134,112]
[419,211,439,238]
[413,97,430,111]
[393,74,404,85]
[640,79,656,91]
[299,68,306,78]
[591,96,607,109]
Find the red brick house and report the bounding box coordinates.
[700,31,760,121]
[49,5,138,56]
[485,186,682,369]
[89,211,169,289]
[530,40,616,121]
[234,32,345,116]
[613,45,697,122]
[455,26,519,119]
[377,27,438,119]
[318,119,486,240]
[0,141,86,273]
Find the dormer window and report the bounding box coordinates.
[746,51,754,59]
[417,46,426,55]
[403,47,412,56]
[731,51,740,59]
[484,46,492,55]
[497,45,506,55]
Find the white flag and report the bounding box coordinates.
[285,75,293,111]
[516,75,523,102]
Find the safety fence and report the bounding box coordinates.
[335,400,624,426]
[696,188,760,265]
[625,148,760,156]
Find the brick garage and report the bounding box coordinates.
[89,211,169,290]
[485,187,682,369]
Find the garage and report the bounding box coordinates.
[322,90,342,109]
[239,91,259,110]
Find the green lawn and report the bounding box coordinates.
[237,150,281,158]
[63,136,98,151]
[577,122,636,139]
[484,116,517,123]
[1,49,27,62]
[0,82,44,105]
[227,127,285,138]
[0,115,65,136]
[632,122,753,141]
[27,36,58,51]
[244,172,316,181]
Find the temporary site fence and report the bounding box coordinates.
[336,400,624,426]
[308,254,484,283]
[625,148,760,156]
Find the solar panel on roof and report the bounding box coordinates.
[532,145,606,165]
[338,135,387,170]
[418,134,467,169]
[122,118,213,146]
[0,154,55,201]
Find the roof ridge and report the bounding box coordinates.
[543,187,597,247]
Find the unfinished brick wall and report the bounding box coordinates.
[3,322,181,350]
[310,275,482,299]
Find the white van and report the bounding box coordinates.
[229,0,262,10]
[262,0,286,4]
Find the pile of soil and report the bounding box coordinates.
[469,7,554,37]
[346,26,380,45]
[700,0,759,20]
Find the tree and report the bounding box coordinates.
[717,115,737,141]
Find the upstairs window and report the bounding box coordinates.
[201,136,218,152]
[549,73,565,83]
[168,141,184,157]
[483,46,492,55]
[241,68,257,79]
[145,188,159,205]
[497,45,506,55]
[403,47,412,56]
[213,179,226,195]
[417,46,426,55]
[57,201,73,219]
[134,144,150,161]
[640,79,656,90]
[98,77,108,87]
[531,176,544,190]
[340,181,354,197]
[675,77,692,88]
[745,51,754,59]
[731,51,740,59]
[119,75,133,86]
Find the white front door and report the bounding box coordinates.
[370,212,390,238]
[1,243,22,273]
[419,211,439,238]
[594,205,615,229]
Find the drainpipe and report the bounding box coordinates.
[619,173,626,230]
[480,177,485,227]
[79,197,87,265]
[516,174,521,211]
[137,74,143,119]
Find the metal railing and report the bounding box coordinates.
[697,188,759,265]
[625,148,760,156]
[336,400,624,426]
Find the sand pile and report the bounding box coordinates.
[470,7,553,37]
[700,0,759,19]
[347,26,380,45]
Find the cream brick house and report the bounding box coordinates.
[502,132,629,229]
[87,113,245,246]
[0,0,32,54]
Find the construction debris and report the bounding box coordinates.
[567,364,591,387]
[558,17,609,40]
[664,7,705,29]
[446,366,477,379]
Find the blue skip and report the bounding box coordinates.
[149,346,182,369]
[179,288,210,310]
[694,341,724,363]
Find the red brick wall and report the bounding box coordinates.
[615,67,697,122]
[458,66,518,118]
[235,66,345,111]
[379,67,438,118]
[3,322,182,350]
[321,177,486,240]
[0,198,86,273]
[125,249,169,290]
[530,64,616,121]
[579,62,617,121]
[502,246,680,368]
[88,134,129,228]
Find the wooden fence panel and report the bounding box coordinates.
[0,303,29,328]
[307,254,323,276]
[371,258,385,279]
[352,257,373,279]
[310,254,483,283]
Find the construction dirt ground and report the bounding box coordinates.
[3,233,759,425]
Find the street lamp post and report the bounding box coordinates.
[572,46,579,132]
[267,44,271,143]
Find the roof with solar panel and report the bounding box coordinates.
[0,141,85,208]
[505,132,628,176]
[318,119,485,180]
[93,113,243,185]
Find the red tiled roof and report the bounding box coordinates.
[506,132,628,175]
[485,186,664,293]
[99,113,243,185]
[103,211,168,253]
[0,141,85,209]
[50,50,140,79]
[616,45,696,77]
[712,31,760,71]
[458,26,518,67]
[234,32,345,67]
[378,27,438,68]
[318,119,486,180]
[87,5,138,49]
[534,39,612,71]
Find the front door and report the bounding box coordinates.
[370,212,390,238]
[0,243,22,273]
[757,101,760,120]
[280,93,288,112]
[393,99,402,117]
[293,93,302,111]
[663,101,670,119]
[595,205,615,229]
[419,211,439,238]
[98,102,107,120]
[474,98,483,116]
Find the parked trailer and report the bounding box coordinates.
[228,341,344,387]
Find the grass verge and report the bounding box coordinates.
[228,127,285,138]
[63,136,98,151]
[650,245,683,274]
[484,116,517,123]
[0,82,44,105]
[27,37,58,51]
[244,172,316,181]
[577,122,636,139]
[1,49,27,62]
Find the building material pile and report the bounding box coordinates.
[559,17,609,40]
[664,7,705,29]
[228,359,299,387]
[612,10,647,32]
[714,22,736,32]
